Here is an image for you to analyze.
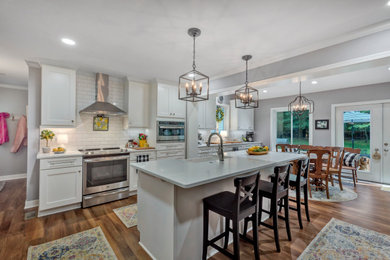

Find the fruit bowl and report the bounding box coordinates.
[53,147,66,154]
[247,150,268,155]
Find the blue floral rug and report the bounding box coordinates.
[291,183,358,202]
[27,226,117,260]
[298,218,390,259]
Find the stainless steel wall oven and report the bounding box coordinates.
[157,120,185,143]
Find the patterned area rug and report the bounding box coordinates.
[27,227,117,260]
[0,181,5,192]
[291,185,357,202]
[113,204,137,228]
[298,218,390,259]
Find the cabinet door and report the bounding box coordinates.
[39,166,82,211]
[198,102,205,129]
[41,65,76,126]
[204,98,216,129]
[128,82,149,127]
[157,84,171,117]
[129,165,138,191]
[169,86,186,118]
[238,107,254,130]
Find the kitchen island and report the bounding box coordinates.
[131,151,305,260]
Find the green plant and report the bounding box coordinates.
[40,129,55,147]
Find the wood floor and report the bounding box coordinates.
[1,179,390,259]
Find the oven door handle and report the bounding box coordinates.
[84,155,129,163]
[159,126,185,129]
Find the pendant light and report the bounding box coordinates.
[178,28,209,102]
[288,81,314,116]
[235,55,259,109]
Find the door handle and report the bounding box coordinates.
[385,149,389,152]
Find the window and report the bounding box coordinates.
[273,108,311,148]
[343,110,370,156]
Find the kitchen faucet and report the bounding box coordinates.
[207,133,224,161]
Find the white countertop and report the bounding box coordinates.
[37,150,83,159]
[131,151,305,188]
[198,141,261,148]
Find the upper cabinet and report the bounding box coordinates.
[157,83,185,118]
[41,65,76,127]
[124,80,150,128]
[198,97,216,129]
[230,100,254,131]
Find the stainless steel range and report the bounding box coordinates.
[79,147,130,208]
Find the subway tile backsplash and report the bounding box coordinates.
[40,71,149,150]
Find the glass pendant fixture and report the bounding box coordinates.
[178,28,209,102]
[288,81,314,116]
[235,55,259,109]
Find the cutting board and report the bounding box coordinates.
[132,147,155,150]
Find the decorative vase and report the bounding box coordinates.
[139,140,147,148]
[42,147,50,153]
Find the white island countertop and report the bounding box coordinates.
[131,151,305,188]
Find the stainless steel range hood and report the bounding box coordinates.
[79,73,126,116]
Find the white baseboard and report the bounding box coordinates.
[139,242,157,260]
[25,199,39,209]
[37,203,81,217]
[0,173,27,181]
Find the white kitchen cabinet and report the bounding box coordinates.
[41,65,76,126]
[39,166,82,211]
[198,97,216,130]
[157,83,185,118]
[125,80,150,128]
[230,100,254,131]
[129,165,138,191]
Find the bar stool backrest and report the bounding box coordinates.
[298,158,310,180]
[273,164,291,195]
[233,171,260,217]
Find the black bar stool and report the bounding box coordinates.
[202,171,261,260]
[244,164,291,252]
[288,158,310,229]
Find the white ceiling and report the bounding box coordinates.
[1,0,390,87]
[254,65,390,100]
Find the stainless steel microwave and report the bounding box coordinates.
[157,120,185,143]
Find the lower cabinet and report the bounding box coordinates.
[129,150,157,191]
[129,165,138,192]
[39,166,82,211]
[39,156,83,215]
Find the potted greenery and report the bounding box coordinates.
[40,129,55,153]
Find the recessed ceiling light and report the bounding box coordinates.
[388,67,390,71]
[61,38,76,46]
[262,90,268,93]
[387,0,390,6]
[311,80,318,85]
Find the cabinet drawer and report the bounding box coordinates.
[157,150,184,158]
[130,151,156,161]
[40,157,82,170]
[156,143,185,151]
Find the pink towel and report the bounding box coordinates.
[11,115,27,153]
[0,112,10,145]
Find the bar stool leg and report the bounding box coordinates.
[202,206,209,260]
[224,217,230,249]
[252,213,260,260]
[303,183,310,222]
[232,219,240,260]
[272,198,280,252]
[296,186,303,229]
[284,196,292,241]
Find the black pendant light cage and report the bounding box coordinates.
[178,28,209,102]
[288,81,314,116]
[235,55,259,109]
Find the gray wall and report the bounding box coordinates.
[0,87,28,176]
[254,83,390,146]
[26,66,41,202]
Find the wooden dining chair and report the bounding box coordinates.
[287,144,300,153]
[308,149,332,199]
[276,144,289,152]
[324,147,344,191]
[342,148,361,186]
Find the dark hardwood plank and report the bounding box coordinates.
[1,179,390,259]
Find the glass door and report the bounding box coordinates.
[335,104,383,182]
[271,108,313,150]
